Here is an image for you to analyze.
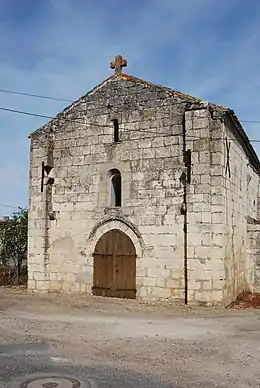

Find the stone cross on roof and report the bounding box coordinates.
[110,55,127,74]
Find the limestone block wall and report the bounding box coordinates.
[183,108,260,305]
[247,224,260,292]
[184,108,227,305]
[28,134,53,292]
[223,121,259,300]
[209,117,260,303]
[28,76,191,300]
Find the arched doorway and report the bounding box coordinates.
[92,229,136,299]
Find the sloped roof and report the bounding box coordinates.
[29,72,260,173]
[29,72,219,137]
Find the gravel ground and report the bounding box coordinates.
[0,288,260,387]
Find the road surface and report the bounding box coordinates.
[0,289,259,387]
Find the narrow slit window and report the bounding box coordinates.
[109,169,121,207]
[112,119,119,143]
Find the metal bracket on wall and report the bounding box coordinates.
[40,161,54,192]
[225,137,231,178]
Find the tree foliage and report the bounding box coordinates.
[0,208,28,284]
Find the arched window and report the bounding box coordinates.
[108,169,121,207]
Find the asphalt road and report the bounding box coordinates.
[0,290,260,387]
[1,342,172,388]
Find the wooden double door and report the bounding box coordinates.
[92,229,136,299]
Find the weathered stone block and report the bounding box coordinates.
[49,281,62,291]
[27,280,36,290]
[147,266,171,278]
[33,272,45,281]
[188,212,202,223]
[212,213,224,224]
[35,280,48,291]
[143,277,157,287]
[150,286,172,299]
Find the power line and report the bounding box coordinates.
[0,106,53,120]
[0,88,73,102]
[0,105,187,133]
[1,105,260,143]
[0,203,18,209]
[0,106,177,136]
[1,85,260,125]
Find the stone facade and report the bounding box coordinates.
[27,64,260,305]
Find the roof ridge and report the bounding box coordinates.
[118,73,230,110]
[118,73,201,103]
[29,72,225,137]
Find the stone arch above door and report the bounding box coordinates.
[88,219,143,259]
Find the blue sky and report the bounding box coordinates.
[0,0,260,215]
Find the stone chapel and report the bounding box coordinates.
[27,55,260,305]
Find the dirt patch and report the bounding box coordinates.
[1,290,260,388]
[0,287,225,318]
[228,291,260,309]
[1,286,259,316]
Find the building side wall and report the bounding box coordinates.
[247,224,260,292]
[221,120,259,302]
[183,110,260,305]
[185,112,260,305]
